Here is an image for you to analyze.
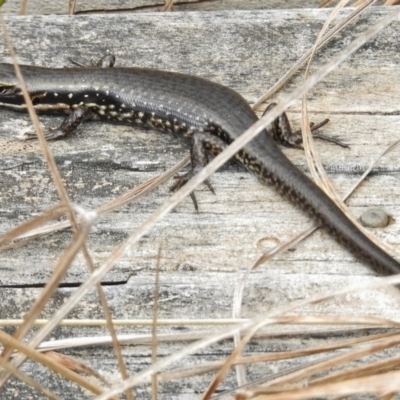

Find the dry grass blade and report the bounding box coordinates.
[301,0,350,195]
[240,371,400,399]
[343,140,400,201]
[238,35,342,375]
[234,0,372,389]
[160,329,400,381]
[22,322,399,353]
[0,355,61,400]
[0,330,106,397]
[1,3,393,398]
[251,137,400,273]
[244,329,400,393]
[35,329,244,352]
[43,351,110,386]
[68,0,77,14]
[300,1,400,258]
[151,246,162,400]
[10,268,397,397]
[0,13,133,396]
[202,319,269,400]
[352,0,374,5]
[252,225,317,269]
[96,155,189,213]
[320,0,336,6]
[3,8,392,400]
[379,393,398,400]
[91,275,400,400]
[12,155,189,241]
[203,314,400,397]
[245,2,400,276]
[162,0,174,11]
[0,8,75,234]
[19,0,28,14]
[252,0,375,109]
[0,203,68,248]
[216,354,346,399]
[309,354,400,386]
[0,318,245,328]
[0,155,185,397]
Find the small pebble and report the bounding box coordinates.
[360,208,389,228]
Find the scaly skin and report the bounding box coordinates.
[0,63,399,275]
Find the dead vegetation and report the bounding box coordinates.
[1,0,400,399]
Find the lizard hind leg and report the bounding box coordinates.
[170,131,228,211]
[263,102,304,148]
[263,103,347,149]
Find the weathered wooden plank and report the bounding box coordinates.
[0,1,331,15]
[0,7,400,399]
[1,9,399,282]
[0,0,391,15]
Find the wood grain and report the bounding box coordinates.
[0,5,399,399]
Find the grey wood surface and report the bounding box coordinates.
[0,1,329,15]
[0,5,400,399]
[0,0,391,15]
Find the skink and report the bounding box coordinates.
[0,63,399,276]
